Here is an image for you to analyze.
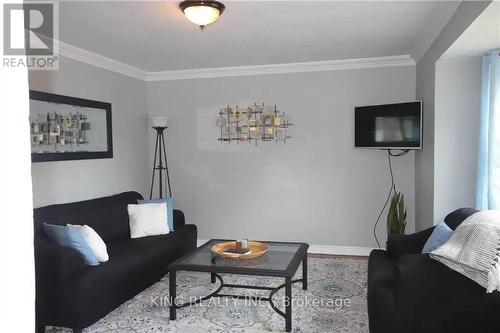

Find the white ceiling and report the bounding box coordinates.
[58,1,460,72]
[442,1,500,60]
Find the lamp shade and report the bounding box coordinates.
[149,115,169,128]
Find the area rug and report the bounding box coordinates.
[47,256,368,333]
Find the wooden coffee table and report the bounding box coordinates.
[168,239,309,332]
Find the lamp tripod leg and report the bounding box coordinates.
[149,132,159,199]
[161,133,172,197]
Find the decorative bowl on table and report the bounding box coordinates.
[211,241,269,260]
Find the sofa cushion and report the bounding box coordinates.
[421,222,453,254]
[444,207,478,230]
[34,191,143,242]
[394,254,500,333]
[43,223,99,266]
[387,227,434,258]
[62,224,197,328]
[68,224,109,262]
[138,197,175,231]
[128,203,169,238]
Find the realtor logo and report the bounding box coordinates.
[2,2,58,69]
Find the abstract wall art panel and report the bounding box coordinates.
[216,103,292,146]
[29,91,113,162]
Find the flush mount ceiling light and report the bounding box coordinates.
[179,0,225,30]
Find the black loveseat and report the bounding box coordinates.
[368,208,500,333]
[34,191,197,332]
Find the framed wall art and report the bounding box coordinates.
[29,90,113,162]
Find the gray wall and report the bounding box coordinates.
[29,57,150,207]
[434,58,481,221]
[147,66,416,247]
[414,1,490,231]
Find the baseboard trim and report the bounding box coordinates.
[308,244,373,256]
[197,239,373,257]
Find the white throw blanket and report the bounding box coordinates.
[430,210,500,293]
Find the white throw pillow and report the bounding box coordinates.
[68,224,109,262]
[128,203,169,239]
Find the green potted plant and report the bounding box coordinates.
[387,191,407,235]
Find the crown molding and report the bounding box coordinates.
[145,55,415,81]
[56,40,148,80]
[54,39,415,81]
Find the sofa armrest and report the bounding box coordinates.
[35,239,86,327]
[368,249,397,333]
[173,209,186,230]
[386,227,434,258]
[35,238,86,283]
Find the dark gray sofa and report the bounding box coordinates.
[34,191,197,332]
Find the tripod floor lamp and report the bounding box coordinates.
[149,115,172,199]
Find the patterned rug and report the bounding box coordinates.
[48,256,368,333]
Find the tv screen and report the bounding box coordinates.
[355,101,422,149]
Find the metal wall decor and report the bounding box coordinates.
[216,103,292,145]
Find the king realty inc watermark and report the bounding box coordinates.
[2,1,59,70]
[151,294,352,310]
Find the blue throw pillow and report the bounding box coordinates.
[422,222,454,254]
[43,223,99,266]
[137,197,174,232]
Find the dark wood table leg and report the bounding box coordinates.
[302,254,308,290]
[211,272,216,283]
[285,277,292,332]
[169,270,177,320]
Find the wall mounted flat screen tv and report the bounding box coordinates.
[355,101,422,149]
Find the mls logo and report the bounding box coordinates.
[3,2,54,56]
